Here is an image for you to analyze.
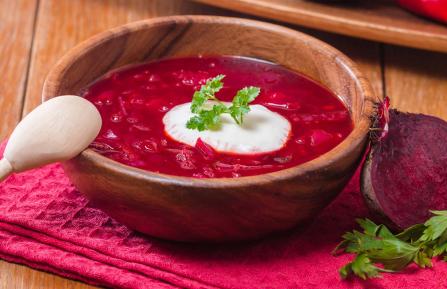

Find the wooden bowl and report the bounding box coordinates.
[42,16,378,242]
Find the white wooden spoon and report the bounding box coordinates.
[0,95,102,182]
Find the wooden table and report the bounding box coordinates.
[1,0,446,288]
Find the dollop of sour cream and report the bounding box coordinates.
[163,102,291,154]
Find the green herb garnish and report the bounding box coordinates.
[186,75,260,131]
[334,210,447,280]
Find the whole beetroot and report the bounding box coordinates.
[362,109,447,230]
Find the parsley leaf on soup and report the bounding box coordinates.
[229,86,261,125]
[186,75,260,131]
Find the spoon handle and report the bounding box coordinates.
[0,158,13,182]
[0,95,101,184]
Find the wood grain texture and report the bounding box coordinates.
[385,46,447,120]
[192,0,447,53]
[0,0,37,139]
[0,261,97,289]
[22,0,227,115]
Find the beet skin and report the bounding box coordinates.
[362,109,447,229]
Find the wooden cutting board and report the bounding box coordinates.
[192,0,447,53]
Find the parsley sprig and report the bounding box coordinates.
[334,210,447,279]
[186,75,260,131]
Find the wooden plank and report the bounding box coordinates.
[0,0,37,138]
[192,0,447,54]
[22,0,226,114]
[0,261,96,289]
[385,46,447,120]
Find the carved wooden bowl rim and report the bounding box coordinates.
[43,15,378,188]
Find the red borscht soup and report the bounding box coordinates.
[82,56,353,178]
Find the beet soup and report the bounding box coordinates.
[82,56,353,178]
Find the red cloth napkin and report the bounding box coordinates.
[0,142,446,289]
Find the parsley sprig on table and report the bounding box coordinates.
[334,210,447,279]
[186,75,260,131]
